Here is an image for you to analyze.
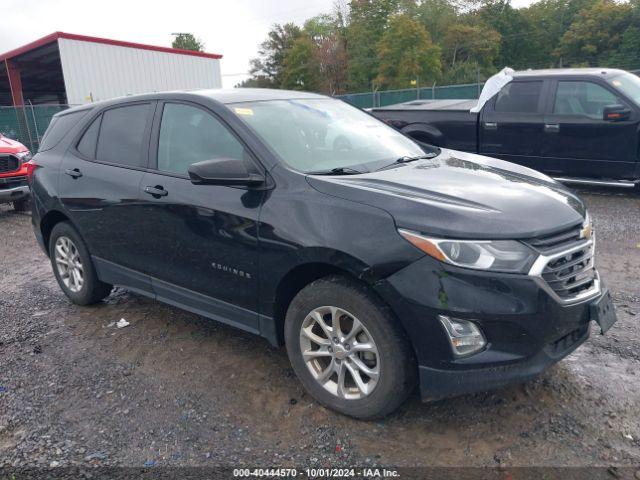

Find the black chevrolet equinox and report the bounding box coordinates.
[29,89,617,419]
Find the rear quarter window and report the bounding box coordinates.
[39,110,89,152]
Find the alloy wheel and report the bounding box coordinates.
[54,236,84,293]
[299,306,380,400]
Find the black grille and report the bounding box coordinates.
[542,243,596,299]
[0,155,19,173]
[526,224,582,253]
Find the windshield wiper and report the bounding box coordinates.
[375,153,439,171]
[306,167,367,176]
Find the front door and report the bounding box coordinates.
[479,80,547,171]
[541,80,639,178]
[136,101,265,329]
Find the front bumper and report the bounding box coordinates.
[0,179,29,204]
[375,254,602,401]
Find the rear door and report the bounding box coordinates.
[540,79,639,178]
[58,101,156,290]
[479,80,548,171]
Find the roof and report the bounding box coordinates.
[197,88,327,104]
[57,88,331,116]
[512,68,626,78]
[0,32,222,62]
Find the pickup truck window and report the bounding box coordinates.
[553,81,618,119]
[494,81,542,113]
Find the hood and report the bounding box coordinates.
[0,134,28,154]
[306,149,586,239]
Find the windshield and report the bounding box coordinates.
[608,73,640,105]
[229,98,428,173]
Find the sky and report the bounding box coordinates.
[1,0,534,89]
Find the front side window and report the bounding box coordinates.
[157,103,245,175]
[494,81,543,113]
[96,103,151,168]
[553,81,619,119]
[229,98,426,173]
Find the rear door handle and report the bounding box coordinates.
[65,168,82,179]
[484,122,498,130]
[545,123,560,133]
[144,185,168,197]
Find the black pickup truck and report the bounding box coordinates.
[371,68,640,188]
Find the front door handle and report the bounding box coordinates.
[65,168,82,179]
[144,185,168,197]
[544,123,560,133]
[484,122,498,130]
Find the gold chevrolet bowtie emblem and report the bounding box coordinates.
[580,224,592,240]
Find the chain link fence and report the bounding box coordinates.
[0,104,71,153]
[336,82,484,109]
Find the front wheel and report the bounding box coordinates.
[284,276,417,419]
[49,222,112,305]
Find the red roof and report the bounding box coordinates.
[0,31,223,62]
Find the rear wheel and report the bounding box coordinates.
[13,197,30,212]
[49,222,112,305]
[284,276,416,419]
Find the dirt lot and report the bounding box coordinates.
[1,187,639,471]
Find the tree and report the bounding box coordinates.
[346,0,402,91]
[441,24,501,68]
[171,33,204,52]
[249,23,303,87]
[376,14,441,89]
[524,0,598,67]
[558,0,633,66]
[304,13,349,94]
[476,0,541,69]
[605,25,640,70]
[416,0,459,45]
[280,35,321,91]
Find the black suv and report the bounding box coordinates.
[30,89,617,419]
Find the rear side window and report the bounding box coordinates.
[494,82,543,113]
[96,104,151,168]
[39,110,88,152]
[76,115,102,159]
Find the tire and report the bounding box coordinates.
[284,275,417,420]
[13,197,30,212]
[49,222,112,305]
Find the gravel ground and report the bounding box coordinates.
[0,187,639,471]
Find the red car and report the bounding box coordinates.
[0,134,32,211]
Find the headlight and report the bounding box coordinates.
[398,229,538,273]
[15,151,32,163]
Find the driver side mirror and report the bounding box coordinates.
[603,104,631,122]
[188,158,264,186]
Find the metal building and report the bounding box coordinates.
[0,32,223,106]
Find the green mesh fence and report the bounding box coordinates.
[0,104,71,153]
[337,82,484,109]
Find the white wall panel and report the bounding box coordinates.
[58,38,222,105]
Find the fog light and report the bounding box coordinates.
[438,315,486,357]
